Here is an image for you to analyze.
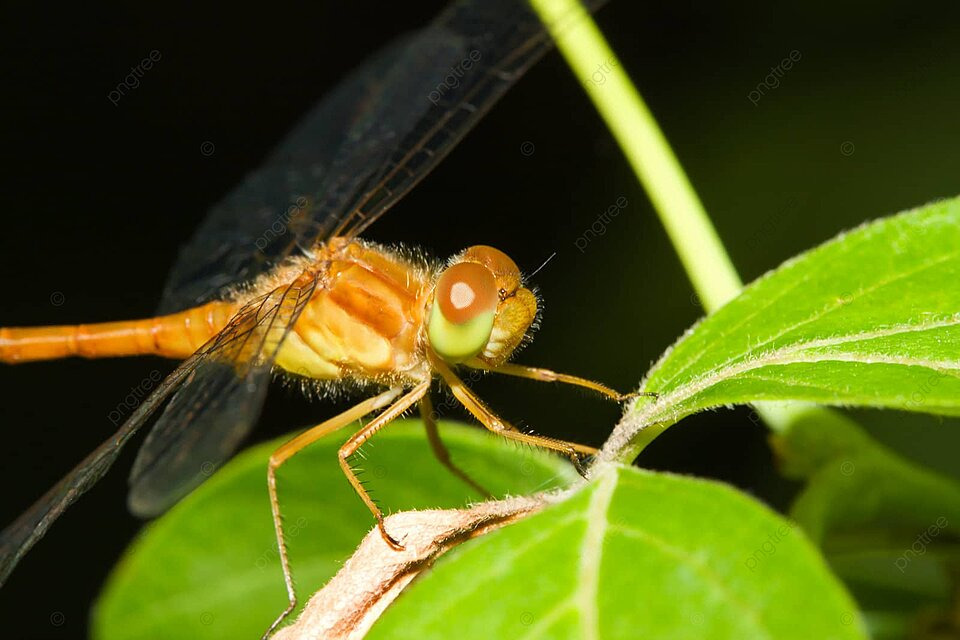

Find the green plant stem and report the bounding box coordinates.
[529,0,741,310]
[529,0,820,456]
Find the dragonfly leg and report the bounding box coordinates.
[419,393,493,499]
[263,386,403,639]
[431,356,597,477]
[480,361,657,402]
[338,380,431,552]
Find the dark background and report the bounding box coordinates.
[2,1,959,637]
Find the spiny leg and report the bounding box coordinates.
[264,386,403,639]
[479,361,657,402]
[338,380,431,551]
[431,356,596,476]
[419,392,493,499]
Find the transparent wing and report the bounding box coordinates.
[129,274,317,516]
[0,354,199,586]
[159,0,607,314]
[0,274,316,586]
[311,0,606,244]
[155,37,406,314]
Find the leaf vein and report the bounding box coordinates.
[608,524,773,639]
[516,598,576,640]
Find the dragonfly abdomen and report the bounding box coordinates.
[0,301,237,363]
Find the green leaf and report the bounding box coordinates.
[368,465,867,640]
[92,421,576,640]
[608,197,960,458]
[773,411,960,546]
[770,409,960,631]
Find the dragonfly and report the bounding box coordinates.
[0,0,649,634]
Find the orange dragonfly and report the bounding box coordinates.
[0,0,642,632]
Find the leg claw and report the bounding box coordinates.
[378,520,405,551]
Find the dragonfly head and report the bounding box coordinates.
[427,245,537,367]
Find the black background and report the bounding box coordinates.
[2,1,959,638]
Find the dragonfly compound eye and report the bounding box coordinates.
[460,245,521,298]
[428,262,498,362]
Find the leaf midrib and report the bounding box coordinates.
[627,313,960,433]
[574,468,616,640]
[654,246,959,390]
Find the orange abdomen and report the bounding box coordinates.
[0,240,430,379]
[0,301,238,364]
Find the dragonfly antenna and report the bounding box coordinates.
[527,252,557,280]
